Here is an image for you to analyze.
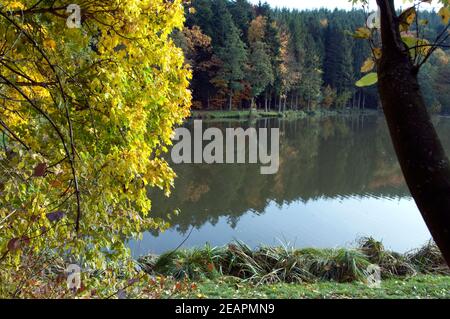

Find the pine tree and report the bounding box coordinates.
[211,3,248,110]
[247,41,274,108]
[229,0,255,42]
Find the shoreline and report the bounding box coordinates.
[189,109,380,120]
[138,238,449,283]
[136,238,450,299]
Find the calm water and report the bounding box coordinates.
[130,115,450,256]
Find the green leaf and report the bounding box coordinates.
[355,72,378,87]
[402,36,417,49]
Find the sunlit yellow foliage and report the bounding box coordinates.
[0,0,191,296]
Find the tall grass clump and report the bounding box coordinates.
[407,240,450,275]
[138,238,449,285]
[358,237,416,278]
[140,244,224,280]
[304,248,371,283]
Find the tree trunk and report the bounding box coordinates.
[228,91,233,111]
[377,0,450,266]
[358,90,362,110]
[265,92,268,112]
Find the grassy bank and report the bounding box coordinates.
[190,109,378,120]
[178,275,450,299]
[138,238,449,287]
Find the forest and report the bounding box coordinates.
[175,0,450,113]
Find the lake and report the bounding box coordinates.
[130,114,450,257]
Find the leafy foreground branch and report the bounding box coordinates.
[0,0,191,296]
[138,238,450,285]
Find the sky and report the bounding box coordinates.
[248,0,441,11]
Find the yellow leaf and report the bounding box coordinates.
[373,48,382,60]
[399,7,416,32]
[361,58,375,73]
[43,39,56,51]
[7,1,25,10]
[353,27,371,39]
[439,6,450,25]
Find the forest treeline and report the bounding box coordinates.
[174,0,450,113]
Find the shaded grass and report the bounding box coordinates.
[180,275,450,299]
[138,238,450,285]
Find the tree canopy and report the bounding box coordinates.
[0,0,191,296]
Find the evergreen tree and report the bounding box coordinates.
[229,0,255,42]
[211,5,248,110]
[247,41,274,108]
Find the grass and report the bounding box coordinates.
[180,275,450,299]
[138,238,450,286]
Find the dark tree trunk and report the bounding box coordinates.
[265,92,268,112]
[377,0,450,266]
[358,90,362,109]
[363,93,366,110]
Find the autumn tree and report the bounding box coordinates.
[247,16,274,109]
[275,27,299,111]
[0,0,191,296]
[174,25,214,108]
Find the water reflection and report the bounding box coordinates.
[130,115,450,256]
